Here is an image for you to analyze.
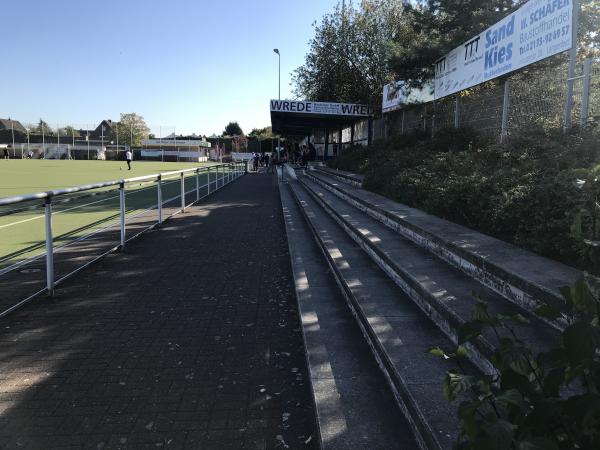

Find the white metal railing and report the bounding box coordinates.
[0,161,247,317]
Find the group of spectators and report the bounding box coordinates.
[250,141,318,174]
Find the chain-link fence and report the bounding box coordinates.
[0,122,228,162]
[380,57,598,141]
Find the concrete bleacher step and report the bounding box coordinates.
[305,169,581,326]
[297,174,561,374]
[279,183,419,450]
[286,178,480,450]
[312,166,364,187]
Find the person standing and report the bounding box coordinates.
[125,149,133,170]
[2,147,9,159]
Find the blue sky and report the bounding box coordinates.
[1,0,338,136]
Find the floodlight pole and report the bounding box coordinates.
[274,48,281,171]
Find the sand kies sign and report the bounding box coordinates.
[435,0,574,98]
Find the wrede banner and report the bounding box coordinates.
[270,100,375,117]
[434,0,573,99]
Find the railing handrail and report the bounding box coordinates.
[0,163,232,206]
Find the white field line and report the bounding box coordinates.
[0,179,182,230]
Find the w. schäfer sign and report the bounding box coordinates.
[434,0,574,98]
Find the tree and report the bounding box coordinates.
[388,0,520,88]
[30,119,54,135]
[387,0,600,88]
[58,126,80,137]
[223,122,243,136]
[232,135,248,151]
[116,113,150,148]
[293,0,402,105]
[248,126,274,140]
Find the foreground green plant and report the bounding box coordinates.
[430,277,600,449]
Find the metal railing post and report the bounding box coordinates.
[195,169,200,201]
[157,175,163,225]
[207,167,211,195]
[44,196,55,296]
[217,165,221,189]
[180,172,185,211]
[119,182,126,248]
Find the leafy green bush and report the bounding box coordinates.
[430,276,600,450]
[329,125,600,271]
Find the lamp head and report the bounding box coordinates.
[273,48,280,55]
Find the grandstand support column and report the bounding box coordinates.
[119,182,126,248]
[324,128,329,161]
[180,173,186,212]
[157,175,163,225]
[581,58,592,128]
[500,79,511,143]
[44,196,55,297]
[350,124,355,145]
[338,129,342,155]
[564,0,580,132]
[368,118,373,146]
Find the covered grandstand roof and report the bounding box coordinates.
[270,100,375,135]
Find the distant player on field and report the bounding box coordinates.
[125,149,132,170]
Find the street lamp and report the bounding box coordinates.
[273,49,280,100]
[273,48,282,173]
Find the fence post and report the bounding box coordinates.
[195,169,200,201]
[454,95,460,129]
[580,58,592,128]
[564,0,580,132]
[400,110,405,135]
[431,100,436,138]
[207,167,211,195]
[180,172,185,211]
[157,175,163,225]
[500,79,511,143]
[119,182,126,248]
[44,196,55,296]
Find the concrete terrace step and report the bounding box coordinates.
[305,169,581,324]
[287,178,479,450]
[279,183,418,450]
[312,166,364,187]
[298,174,561,374]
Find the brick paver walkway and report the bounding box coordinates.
[0,172,317,449]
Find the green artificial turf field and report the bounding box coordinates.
[0,160,212,198]
[0,160,226,269]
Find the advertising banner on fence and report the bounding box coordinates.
[382,81,434,113]
[435,0,574,99]
[270,100,375,117]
